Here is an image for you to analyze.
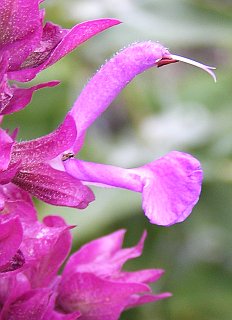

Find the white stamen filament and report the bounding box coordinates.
[170,54,216,82]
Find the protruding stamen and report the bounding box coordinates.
[170,54,216,82]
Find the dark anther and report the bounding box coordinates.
[0,249,25,273]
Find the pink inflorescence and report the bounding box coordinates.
[0,0,216,318]
[0,184,170,319]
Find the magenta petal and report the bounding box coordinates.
[0,184,37,222]
[0,81,60,115]
[0,183,33,204]
[58,230,169,318]
[139,151,203,226]
[43,291,81,320]
[0,215,23,267]
[0,273,30,308]
[0,76,13,114]
[125,292,172,310]
[3,200,37,223]
[0,52,8,80]
[0,53,12,113]
[63,230,146,277]
[8,19,121,81]
[0,0,42,71]
[20,22,66,70]
[46,311,81,320]
[0,194,4,210]
[1,288,52,320]
[115,269,165,284]
[13,163,95,209]
[12,114,77,165]
[58,272,150,319]
[21,217,72,287]
[0,128,14,171]
[0,162,21,184]
[64,151,202,226]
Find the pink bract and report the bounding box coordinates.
[0,0,120,115]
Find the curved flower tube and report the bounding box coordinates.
[1,41,215,226]
[68,41,215,152]
[61,41,214,225]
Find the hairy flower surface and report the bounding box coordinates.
[0,117,95,210]
[0,41,216,226]
[0,0,120,115]
[0,189,169,319]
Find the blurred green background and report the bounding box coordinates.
[3,0,232,319]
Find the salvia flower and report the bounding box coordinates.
[56,229,171,319]
[1,41,216,226]
[0,0,120,115]
[0,189,169,319]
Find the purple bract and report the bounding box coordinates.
[0,0,120,115]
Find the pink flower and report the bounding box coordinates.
[56,229,170,320]
[0,0,120,115]
[0,189,169,319]
[0,41,216,226]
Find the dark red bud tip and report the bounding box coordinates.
[157,58,179,68]
[0,250,25,273]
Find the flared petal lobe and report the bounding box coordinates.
[64,151,202,226]
[57,231,169,320]
[139,151,203,226]
[0,81,59,115]
[58,272,152,320]
[62,230,146,277]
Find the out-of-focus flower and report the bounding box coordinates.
[0,184,75,318]
[0,167,168,318]
[56,229,171,320]
[0,0,120,115]
[0,41,216,226]
[0,187,169,319]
